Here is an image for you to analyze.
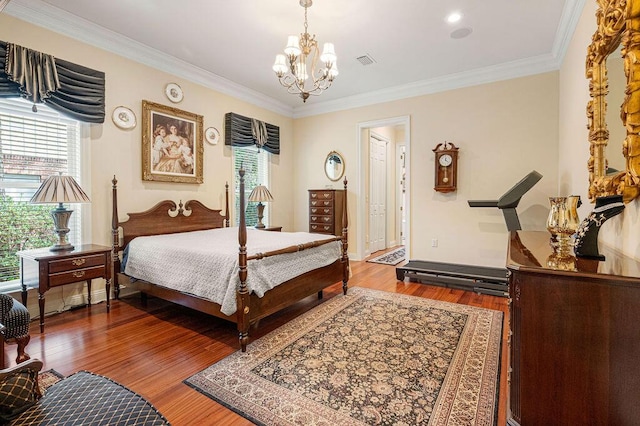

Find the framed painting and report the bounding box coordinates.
[142,100,203,183]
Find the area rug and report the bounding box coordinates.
[185,287,503,426]
[366,247,405,265]
[39,369,64,393]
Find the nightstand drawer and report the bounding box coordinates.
[49,265,106,287]
[49,254,106,274]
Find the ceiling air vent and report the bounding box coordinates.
[356,54,376,66]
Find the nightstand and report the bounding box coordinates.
[259,226,282,232]
[17,244,112,333]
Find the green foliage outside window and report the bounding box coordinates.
[0,195,56,282]
[234,147,268,227]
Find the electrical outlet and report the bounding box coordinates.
[431,238,438,247]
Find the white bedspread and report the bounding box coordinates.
[124,227,342,315]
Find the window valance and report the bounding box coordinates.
[0,41,105,123]
[225,112,280,155]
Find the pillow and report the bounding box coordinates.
[0,370,39,422]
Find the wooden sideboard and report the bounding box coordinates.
[507,231,640,426]
[308,189,345,236]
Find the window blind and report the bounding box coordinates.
[0,98,82,285]
[233,146,269,226]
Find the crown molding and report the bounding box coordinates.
[5,0,294,117]
[0,0,11,13]
[551,0,587,61]
[293,53,560,118]
[293,0,584,118]
[6,0,584,119]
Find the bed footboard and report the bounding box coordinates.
[236,169,349,352]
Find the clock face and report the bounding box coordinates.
[439,154,453,167]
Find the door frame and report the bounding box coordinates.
[356,115,411,261]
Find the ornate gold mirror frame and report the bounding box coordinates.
[587,0,640,202]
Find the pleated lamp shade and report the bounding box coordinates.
[248,185,274,203]
[30,174,90,251]
[30,175,91,205]
[248,185,273,229]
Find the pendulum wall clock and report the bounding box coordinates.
[433,142,459,193]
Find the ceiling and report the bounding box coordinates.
[4,0,583,117]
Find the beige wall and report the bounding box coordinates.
[559,1,640,258]
[4,11,565,317]
[1,15,294,314]
[294,73,559,267]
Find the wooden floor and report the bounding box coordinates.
[9,252,509,425]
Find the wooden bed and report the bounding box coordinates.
[110,170,349,351]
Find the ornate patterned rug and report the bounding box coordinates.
[39,369,64,393]
[366,247,405,265]
[185,287,503,426]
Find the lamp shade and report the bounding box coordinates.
[30,174,90,204]
[248,185,273,203]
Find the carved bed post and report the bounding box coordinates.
[341,176,349,295]
[111,176,121,300]
[224,182,230,227]
[237,168,250,352]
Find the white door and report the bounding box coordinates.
[396,145,407,245]
[369,135,387,253]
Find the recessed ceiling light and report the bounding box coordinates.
[446,12,462,24]
[450,27,473,39]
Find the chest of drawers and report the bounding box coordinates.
[308,189,345,236]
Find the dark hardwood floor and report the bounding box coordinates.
[11,252,509,425]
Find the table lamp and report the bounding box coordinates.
[248,185,273,229]
[30,174,91,251]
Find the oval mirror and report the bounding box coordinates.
[324,151,345,181]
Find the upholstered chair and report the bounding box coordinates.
[0,295,31,367]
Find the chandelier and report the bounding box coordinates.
[272,0,338,102]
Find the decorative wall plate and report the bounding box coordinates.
[205,126,220,145]
[165,83,184,103]
[112,106,136,130]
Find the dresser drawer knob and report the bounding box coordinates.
[72,258,86,266]
[323,201,330,206]
[323,193,330,198]
[72,271,86,278]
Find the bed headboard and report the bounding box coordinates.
[111,176,230,251]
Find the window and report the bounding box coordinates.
[0,99,83,286]
[233,146,269,226]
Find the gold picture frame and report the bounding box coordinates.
[142,100,203,184]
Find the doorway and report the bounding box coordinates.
[356,116,411,261]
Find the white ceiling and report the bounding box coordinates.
[4,0,585,117]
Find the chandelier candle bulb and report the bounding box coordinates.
[285,36,301,56]
[321,43,336,63]
[273,55,288,76]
